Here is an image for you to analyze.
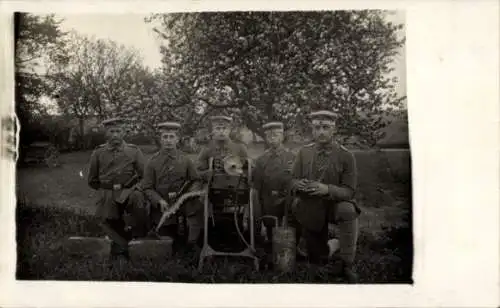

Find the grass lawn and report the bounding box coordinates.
[15,145,413,283]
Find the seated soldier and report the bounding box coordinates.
[87,117,147,261]
[141,121,203,252]
[289,110,361,283]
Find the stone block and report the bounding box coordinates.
[128,236,174,262]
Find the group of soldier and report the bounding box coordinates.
[87,110,360,283]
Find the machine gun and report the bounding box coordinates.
[197,156,260,271]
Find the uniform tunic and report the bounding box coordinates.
[197,139,249,176]
[87,142,145,220]
[291,142,358,232]
[252,146,295,219]
[142,149,201,215]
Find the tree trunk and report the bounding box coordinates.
[265,100,274,121]
[78,117,85,150]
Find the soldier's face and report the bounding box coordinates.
[212,123,230,140]
[160,131,179,149]
[265,128,284,147]
[312,119,335,143]
[106,126,125,144]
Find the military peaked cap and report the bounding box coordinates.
[262,121,284,130]
[157,121,181,130]
[102,117,126,127]
[309,110,337,121]
[210,115,233,124]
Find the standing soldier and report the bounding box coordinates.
[252,121,295,243]
[197,115,249,176]
[196,115,249,249]
[290,110,360,283]
[141,121,203,251]
[87,117,146,261]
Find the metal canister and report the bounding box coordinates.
[272,225,296,272]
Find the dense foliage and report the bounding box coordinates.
[16,11,406,149]
[144,11,406,145]
[15,13,67,148]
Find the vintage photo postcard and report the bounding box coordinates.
[0,1,498,307]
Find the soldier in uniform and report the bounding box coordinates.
[141,121,203,251]
[87,117,146,261]
[252,121,295,242]
[289,110,360,283]
[197,115,249,177]
[196,115,249,249]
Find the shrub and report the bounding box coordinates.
[125,133,155,146]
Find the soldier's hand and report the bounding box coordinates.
[292,179,308,191]
[308,182,329,196]
[113,184,122,190]
[159,199,169,212]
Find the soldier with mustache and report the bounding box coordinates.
[290,110,361,283]
[87,117,146,261]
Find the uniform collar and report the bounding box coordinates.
[106,140,125,152]
[213,139,231,151]
[315,141,337,153]
[160,147,178,158]
[268,145,285,155]
[214,139,230,146]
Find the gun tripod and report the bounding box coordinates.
[198,157,259,271]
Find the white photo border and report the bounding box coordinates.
[1,0,499,307]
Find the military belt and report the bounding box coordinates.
[99,182,135,191]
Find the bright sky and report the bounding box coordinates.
[57,11,406,97]
[58,13,163,68]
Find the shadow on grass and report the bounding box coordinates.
[16,203,413,284]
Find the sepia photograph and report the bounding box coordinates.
[14,10,411,284]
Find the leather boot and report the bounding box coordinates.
[104,219,132,262]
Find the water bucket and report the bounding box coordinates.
[272,223,296,272]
